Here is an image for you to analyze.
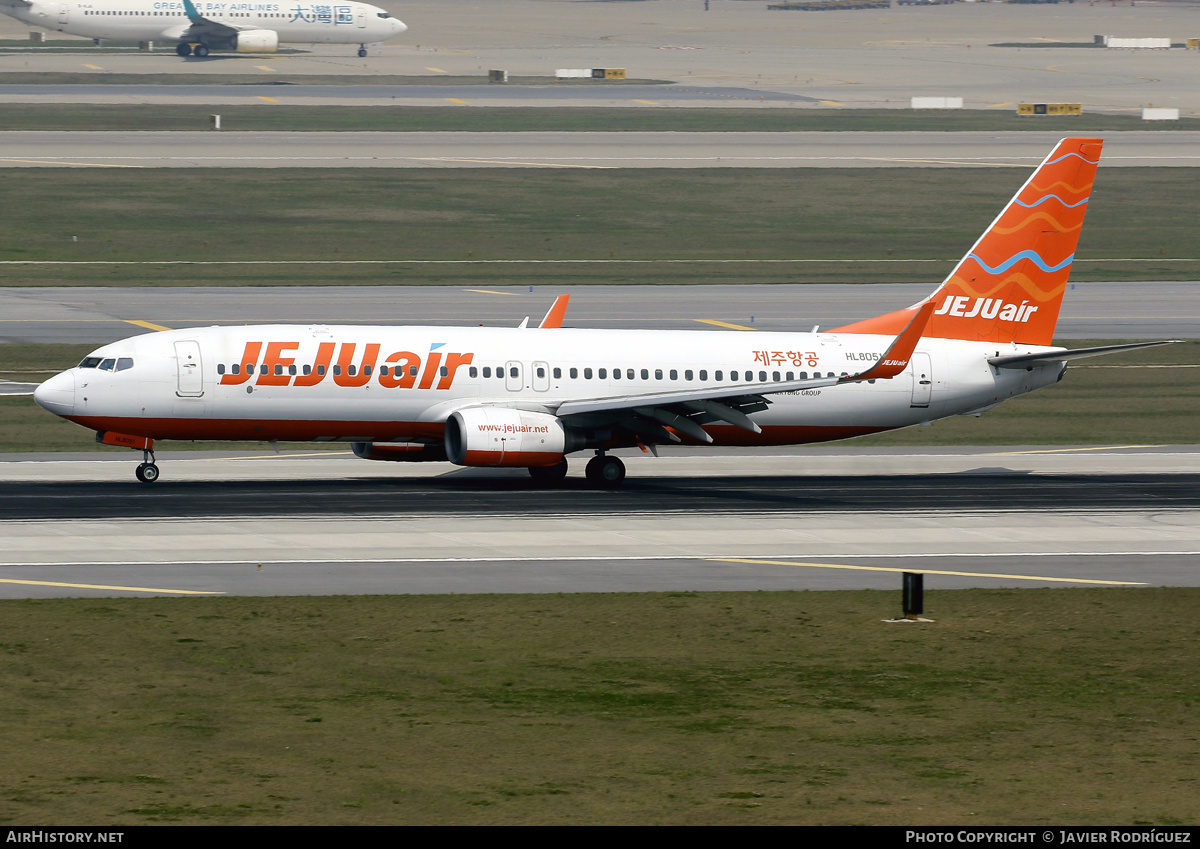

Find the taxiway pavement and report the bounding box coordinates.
[2,282,1197,346]
[1,130,1198,169]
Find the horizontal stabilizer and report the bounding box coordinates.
[989,340,1180,368]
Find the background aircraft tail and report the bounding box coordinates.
[833,137,1102,346]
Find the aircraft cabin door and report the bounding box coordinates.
[175,340,204,398]
[910,352,932,408]
[356,9,367,27]
[532,361,550,392]
[505,360,522,392]
[58,4,69,24]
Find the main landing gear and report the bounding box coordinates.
[525,453,628,488]
[135,449,160,484]
[176,43,209,57]
[585,453,626,488]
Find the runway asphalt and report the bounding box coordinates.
[0,447,1198,598]
[2,130,1198,169]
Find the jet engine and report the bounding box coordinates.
[234,30,279,53]
[444,407,583,467]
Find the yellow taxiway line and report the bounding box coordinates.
[709,558,1145,586]
[695,319,756,331]
[0,578,223,595]
[465,288,520,296]
[0,159,144,168]
[124,320,172,332]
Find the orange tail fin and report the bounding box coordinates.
[833,137,1102,345]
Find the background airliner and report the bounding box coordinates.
[0,0,405,57]
[33,138,1173,486]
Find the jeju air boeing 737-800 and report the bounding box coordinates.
[0,0,405,57]
[33,137,1174,486]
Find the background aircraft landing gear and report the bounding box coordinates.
[358,46,368,57]
[528,459,568,486]
[134,449,159,483]
[585,454,625,488]
[175,42,192,56]
[194,44,210,57]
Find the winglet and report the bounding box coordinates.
[538,295,570,329]
[842,300,935,383]
[181,0,203,21]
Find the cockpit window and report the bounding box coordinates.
[377,11,389,17]
[78,356,103,369]
[116,358,134,372]
[98,358,116,371]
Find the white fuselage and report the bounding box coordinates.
[33,324,1063,448]
[2,0,405,47]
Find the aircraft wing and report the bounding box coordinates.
[553,302,935,442]
[174,0,252,38]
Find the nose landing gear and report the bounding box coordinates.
[135,449,160,483]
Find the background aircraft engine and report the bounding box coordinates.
[445,407,580,467]
[234,30,280,52]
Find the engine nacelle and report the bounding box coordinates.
[352,442,447,463]
[445,407,580,467]
[235,29,279,53]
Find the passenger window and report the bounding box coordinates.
[333,366,342,376]
[232,363,241,375]
[715,370,723,381]
[289,365,297,376]
[759,371,767,382]
[641,369,649,380]
[303,365,311,375]
[800,371,808,380]
[655,369,663,380]
[217,364,225,375]
[536,367,545,378]
[553,368,561,379]
[275,365,284,376]
[598,368,607,379]
[411,366,419,377]
[699,370,707,381]
[685,370,693,381]
[570,368,578,379]
[510,367,518,378]
[613,369,621,380]
[318,365,326,376]
[773,371,781,382]
[469,367,478,378]
[99,358,115,371]
[483,367,492,378]
[380,366,389,376]
[347,365,356,377]
[786,371,794,381]
[584,368,593,379]
[670,369,678,380]
[627,369,634,380]
[441,366,448,377]
[363,365,372,376]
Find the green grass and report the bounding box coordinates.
[2,340,1195,452]
[1,168,1198,288]
[3,105,1196,133]
[1,588,1198,824]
